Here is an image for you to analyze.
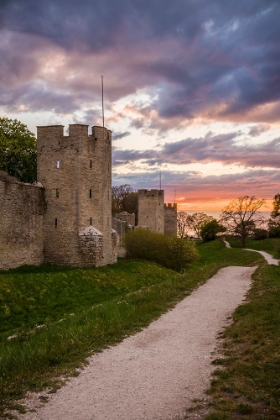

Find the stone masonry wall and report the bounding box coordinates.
[164,203,178,236]
[37,124,116,267]
[115,212,135,227]
[0,172,45,270]
[138,189,164,233]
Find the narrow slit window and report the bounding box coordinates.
[56,189,59,198]
[89,189,92,198]
[55,218,58,228]
[90,160,92,168]
[56,160,60,169]
[90,217,92,225]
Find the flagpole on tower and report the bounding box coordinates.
[101,75,104,128]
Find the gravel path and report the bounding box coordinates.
[244,249,279,265]
[223,239,279,266]
[19,266,256,420]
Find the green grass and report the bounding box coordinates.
[227,236,280,259]
[0,239,268,417]
[204,240,280,420]
[0,239,280,420]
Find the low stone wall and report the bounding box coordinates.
[115,212,135,227]
[0,172,46,270]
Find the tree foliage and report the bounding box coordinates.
[200,219,225,242]
[124,229,198,272]
[0,117,37,183]
[177,212,194,238]
[189,212,214,238]
[112,184,138,221]
[220,196,266,247]
[268,193,280,237]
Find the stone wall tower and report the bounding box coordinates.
[37,124,116,267]
[164,203,177,236]
[138,189,164,233]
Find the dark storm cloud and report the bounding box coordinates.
[1,0,280,125]
[0,83,84,113]
[113,131,131,140]
[113,132,280,169]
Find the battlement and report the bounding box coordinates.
[138,189,164,197]
[164,203,177,210]
[37,124,112,142]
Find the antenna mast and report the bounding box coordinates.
[101,75,104,127]
[160,170,162,190]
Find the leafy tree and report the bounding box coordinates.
[189,212,214,238]
[200,219,225,242]
[122,191,138,219]
[177,212,194,238]
[253,228,268,240]
[0,117,37,183]
[220,196,266,247]
[268,194,280,238]
[112,185,138,220]
[271,193,280,218]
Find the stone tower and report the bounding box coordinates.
[164,203,178,236]
[138,189,164,233]
[37,124,117,267]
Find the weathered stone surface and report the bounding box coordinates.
[0,123,117,270]
[164,203,177,236]
[37,124,117,267]
[138,189,164,233]
[115,212,135,227]
[0,172,45,270]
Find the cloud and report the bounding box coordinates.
[113,167,280,206]
[248,124,271,137]
[0,0,279,130]
[113,131,280,169]
[113,131,131,140]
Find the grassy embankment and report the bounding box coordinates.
[0,239,260,417]
[202,237,280,420]
[1,238,279,419]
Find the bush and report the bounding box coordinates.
[253,228,268,240]
[268,226,280,238]
[201,220,225,242]
[123,229,198,272]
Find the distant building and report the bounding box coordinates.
[164,203,178,236]
[138,189,165,233]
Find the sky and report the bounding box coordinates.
[0,0,279,212]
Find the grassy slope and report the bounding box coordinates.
[227,236,280,259]
[0,239,278,419]
[203,240,280,420]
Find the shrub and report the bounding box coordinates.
[201,220,225,242]
[253,228,268,240]
[268,225,280,238]
[123,229,198,272]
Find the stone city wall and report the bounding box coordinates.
[37,124,117,267]
[164,203,178,236]
[0,172,46,270]
[138,189,164,233]
[115,211,135,227]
